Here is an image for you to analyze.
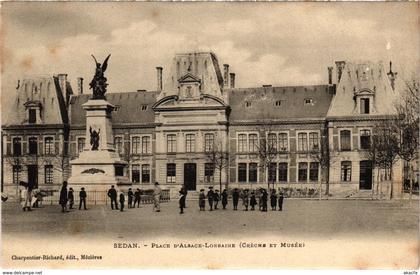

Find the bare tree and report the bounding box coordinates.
[205,138,229,192]
[309,123,331,199]
[370,120,400,200]
[395,77,419,202]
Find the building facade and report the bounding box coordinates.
[1,52,403,198]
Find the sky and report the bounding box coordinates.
[1,2,419,103]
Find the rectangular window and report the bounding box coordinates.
[309,132,319,151]
[44,137,54,155]
[298,162,308,182]
[142,136,151,154]
[249,163,258,182]
[77,137,85,153]
[167,163,176,183]
[185,134,195,153]
[238,163,247,182]
[278,133,288,151]
[238,134,247,153]
[204,163,215,182]
[340,130,351,151]
[360,130,371,150]
[13,165,21,184]
[132,137,140,154]
[267,133,277,150]
[298,133,308,151]
[114,137,123,154]
[132,164,140,183]
[13,138,22,156]
[249,134,258,153]
[309,162,319,181]
[141,164,150,183]
[28,109,36,124]
[268,162,277,182]
[115,165,124,176]
[278,162,288,182]
[167,134,177,153]
[341,161,352,182]
[28,137,38,155]
[204,133,214,152]
[360,98,370,114]
[44,165,53,184]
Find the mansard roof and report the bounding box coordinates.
[227,85,334,123]
[69,91,157,127]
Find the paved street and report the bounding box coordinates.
[2,199,418,240]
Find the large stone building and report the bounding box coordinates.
[1,52,403,198]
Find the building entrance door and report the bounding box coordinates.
[359,161,372,190]
[27,165,38,189]
[184,163,197,191]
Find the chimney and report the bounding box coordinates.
[229,73,235,88]
[223,64,229,87]
[77,77,84,94]
[327,66,333,85]
[387,61,397,90]
[335,61,346,83]
[156,67,163,92]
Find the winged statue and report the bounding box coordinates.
[89,54,111,100]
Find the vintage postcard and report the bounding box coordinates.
[1,1,419,270]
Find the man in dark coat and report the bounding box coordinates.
[250,191,257,211]
[270,189,277,211]
[221,189,228,210]
[133,188,141,208]
[232,188,240,210]
[119,191,125,212]
[79,187,87,210]
[179,187,186,214]
[261,189,268,212]
[278,192,284,211]
[199,189,206,211]
[68,187,74,209]
[59,181,68,213]
[127,188,134,208]
[207,187,215,211]
[107,185,118,210]
[214,190,220,210]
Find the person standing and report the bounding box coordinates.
[179,187,186,214]
[68,188,74,209]
[270,189,277,211]
[232,188,240,211]
[107,185,118,210]
[59,181,68,213]
[127,188,134,209]
[207,187,215,211]
[20,184,32,212]
[250,190,257,211]
[133,188,141,208]
[119,191,125,212]
[261,189,268,212]
[198,189,206,211]
[242,189,249,211]
[278,192,284,211]
[214,189,220,210]
[79,187,87,210]
[221,189,228,210]
[153,182,161,212]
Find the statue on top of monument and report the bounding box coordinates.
[89,126,100,150]
[89,54,111,100]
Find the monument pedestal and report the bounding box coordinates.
[67,99,130,191]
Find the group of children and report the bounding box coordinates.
[192,187,284,213]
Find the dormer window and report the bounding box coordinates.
[141,105,148,111]
[360,98,370,114]
[275,100,282,106]
[245,101,251,107]
[304,98,314,105]
[28,109,36,124]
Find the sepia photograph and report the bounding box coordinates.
[1,1,419,271]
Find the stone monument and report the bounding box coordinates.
[68,54,130,190]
